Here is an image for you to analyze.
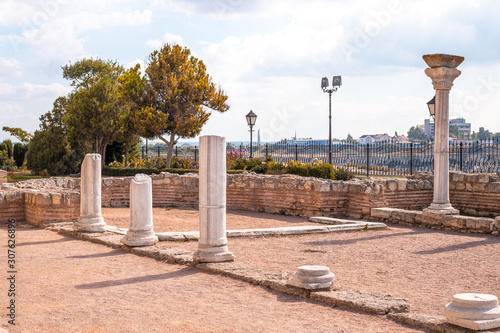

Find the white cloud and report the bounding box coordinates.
[0,57,23,77]
[146,32,184,49]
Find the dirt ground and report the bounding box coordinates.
[0,222,427,333]
[103,208,500,316]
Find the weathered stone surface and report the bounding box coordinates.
[287,265,335,290]
[193,136,234,263]
[75,154,106,232]
[388,313,471,333]
[311,290,410,315]
[122,174,158,247]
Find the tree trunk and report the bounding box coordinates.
[158,132,176,168]
[125,142,129,167]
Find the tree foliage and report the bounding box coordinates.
[63,58,125,166]
[407,125,427,142]
[26,97,85,175]
[135,44,229,167]
[13,143,28,168]
[2,127,33,143]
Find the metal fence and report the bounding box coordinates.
[141,139,500,176]
[229,139,500,176]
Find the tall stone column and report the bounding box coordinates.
[193,135,234,263]
[122,174,158,246]
[75,154,107,232]
[423,54,463,215]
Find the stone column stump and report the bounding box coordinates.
[287,265,335,290]
[74,154,107,232]
[193,135,234,263]
[445,293,500,331]
[121,174,158,247]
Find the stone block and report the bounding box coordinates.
[51,193,62,205]
[477,173,490,183]
[396,179,407,191]
[423,180,433,190]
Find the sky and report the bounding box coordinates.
[1,0,499,144]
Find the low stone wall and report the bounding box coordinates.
[0,170,7,185]
[1,171,499,231]
[371,207,500,235]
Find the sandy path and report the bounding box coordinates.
[0,224,426,333]
[101,208,500,317]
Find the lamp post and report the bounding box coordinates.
[422,53,463,216]
[246,110,257,158]
[428,95,436,138]
[321,76,342,164]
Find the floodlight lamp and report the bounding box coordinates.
[332,76,342,87]
[321,77,329,89]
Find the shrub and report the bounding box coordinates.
[333,166,354,181]
[250,164,269,174]
[170,156,199,169]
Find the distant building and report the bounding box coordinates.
[424,117,471,138]
[359,133,391,144]
[392,135,410,143]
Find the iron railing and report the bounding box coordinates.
[141,139,500,176]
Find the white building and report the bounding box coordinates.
[359,133,391,144]
[425,117,471,138]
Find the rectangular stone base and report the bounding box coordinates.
[447,316,500,331]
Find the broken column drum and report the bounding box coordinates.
[121,174,158,247]
[75,154,107,232]
[445,293,500,331]
[193,135,234,263]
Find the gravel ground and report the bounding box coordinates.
[101,208,500,316]
[0,222,427,333]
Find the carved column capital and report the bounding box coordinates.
[424,67,461,90]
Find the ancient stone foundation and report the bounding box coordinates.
[1,171,499,235]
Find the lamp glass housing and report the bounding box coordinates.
[246,110,257,126]
[321,77,329,89]
[332,76,342,87]
[427,96,436,117]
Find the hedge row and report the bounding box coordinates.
[103,167,246,177]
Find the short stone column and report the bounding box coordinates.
[445,293,500,331]
[121,174,158,247]
[75,154,107,232]
[287,265,335,290]
[423,54,463,215]
[193,135,234,263]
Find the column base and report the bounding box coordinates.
[424,203,459,216]
[193,244,235,263]
[121,230,158,247]
[74,216,107,232]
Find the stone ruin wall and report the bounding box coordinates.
[1,171,499,231]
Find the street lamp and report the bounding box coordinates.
[246,110,257,158]
[321,75,342,164]
[427,95,436,119]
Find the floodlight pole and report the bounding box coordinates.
[322,76,341,165]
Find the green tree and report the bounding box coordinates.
[346,133,354,142]
[407,125,427,142]
[135,44,229,167]
[62,58,125,166]
[0,139,13,159]
[2,126,33,143]
[116,64,146,166]
[476,127,492,140]
[26,97,85,175]
[450,125,460,138]
[13,143,28,168]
